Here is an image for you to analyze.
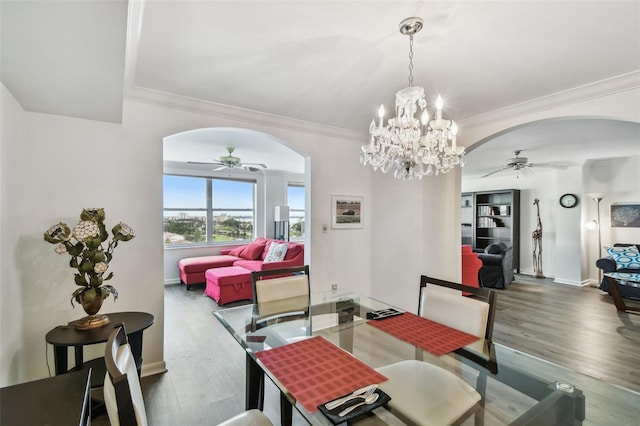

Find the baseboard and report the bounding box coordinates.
[141,361,167,377]
[517,271,555,280]
[552,277,583,286]
[164,278,180,285]
[518,271,585,287]
[581,279,600,288]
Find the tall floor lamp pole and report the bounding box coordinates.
[593,196,603,283]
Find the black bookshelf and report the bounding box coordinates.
[462,189,520,272]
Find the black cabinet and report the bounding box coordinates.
[461,193,474,247]
[462,189,520,272]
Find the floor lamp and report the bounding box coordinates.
[585,195,604,284]
[274,205,290,241]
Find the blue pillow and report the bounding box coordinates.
[606,246,640,270]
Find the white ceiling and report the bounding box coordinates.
[463,118,640,178]
[2,1,639,174]
[163,127,305,174]
[1,0,128,122]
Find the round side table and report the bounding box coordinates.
[46,311,154,379]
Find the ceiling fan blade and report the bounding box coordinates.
[212,165,227,171]
[481,166,512,178]
[187,161,222,165]
[529,163,569,170]
[240,162,267,169]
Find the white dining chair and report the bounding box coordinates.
[104,324,273,426]
[104,324,149,426]
[250,265,311,331]
[376,275,497,426]
[217,410,273,426]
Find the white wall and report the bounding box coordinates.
[553,167,583,285]
[1,84,27,385]
[460,82,640,286]
[0,94,379,385]
[583,156,640,282]
[370,172,425,311]
[463,170,562,279]
[459,82,640,147]
[262,173,289,239]
[2,76,637,386]
[463,154,640,287]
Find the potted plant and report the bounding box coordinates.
[44,208,135,328]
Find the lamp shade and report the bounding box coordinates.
[274,206,290,222]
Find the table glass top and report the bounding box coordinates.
[214,291,640,425]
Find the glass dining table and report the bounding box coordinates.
[213,290,640,425]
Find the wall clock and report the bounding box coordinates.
[559,193,578,208]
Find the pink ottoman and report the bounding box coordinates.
[205,266,253,305]
[178,255,239,287]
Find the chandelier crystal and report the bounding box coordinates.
[360,17,465,181]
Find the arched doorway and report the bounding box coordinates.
[460,117,640,285]
[162,127,309,284]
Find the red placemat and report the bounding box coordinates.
[255,336,387,413]
[367,312,479,356]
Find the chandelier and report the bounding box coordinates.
[360,17,465,181]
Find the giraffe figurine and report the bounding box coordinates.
[532,198,545,278]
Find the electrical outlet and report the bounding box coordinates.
[331,283,338,291]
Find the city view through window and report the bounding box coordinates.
[287,184,305,239]
[164,175,305,245]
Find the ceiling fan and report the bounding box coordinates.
[482,150,568,178]
[188,147,267,172]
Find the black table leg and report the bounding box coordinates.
[280,391,292,426]
[245,353,264,410]
[53,345,68,374]
[127,330,145,377]
[74,345,83,368]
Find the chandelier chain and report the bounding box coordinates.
[408,34,414,87]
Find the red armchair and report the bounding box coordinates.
[461,245,482,289]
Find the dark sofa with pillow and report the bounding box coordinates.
[596,243,640,300]
[478,242,514,289]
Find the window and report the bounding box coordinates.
[288,183,305,240]
[164,175,255,245]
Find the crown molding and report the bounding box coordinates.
[125,85,367,142]
[458,71,640,130]
[125,54,637,142]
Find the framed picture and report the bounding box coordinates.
[331,195,363,229]
[611,204,640,227]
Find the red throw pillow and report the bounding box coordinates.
[228,245,247,257]
[284,244,302,260]
[244,242,266,260]
[261,240,273,260]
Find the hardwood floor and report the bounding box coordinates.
[93,275,640,425]
[493,275,640,393]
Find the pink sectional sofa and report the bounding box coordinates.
[177,238,304,303]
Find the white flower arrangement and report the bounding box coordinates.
[44,208,135,306]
